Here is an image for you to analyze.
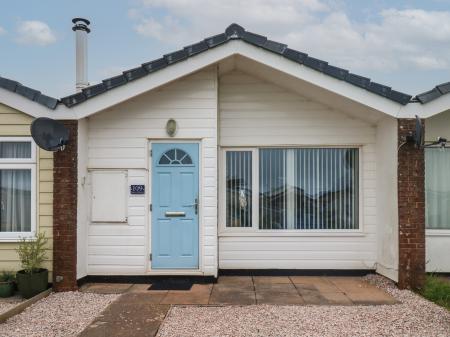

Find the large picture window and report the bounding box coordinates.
[0,138,36,240]
[223,147,359,231]
[425,148,450,230]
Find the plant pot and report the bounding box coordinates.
[0,281,14,298]
[16,269,48,299]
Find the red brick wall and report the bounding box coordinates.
[397,118,425,290]
[53,120,78,291]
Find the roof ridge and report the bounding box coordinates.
[0,75,59,109]
[60,23,413,108]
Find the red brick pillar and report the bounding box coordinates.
[397,119,425,290]
[53,120,78,291]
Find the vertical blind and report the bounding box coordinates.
[425,148,450,229]
[259,148,359,230]
[226,151,252,227]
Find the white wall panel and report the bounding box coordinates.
[218,71,378,271]
[86,68,218,276]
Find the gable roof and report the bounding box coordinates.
[59,23,413,108]
[0,76,59,109]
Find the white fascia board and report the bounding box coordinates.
[64,40,409,119]
[398,95,450,119]
[233,41,405,118]
[0,88,76,119]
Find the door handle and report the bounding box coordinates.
[165,211,186,217]
[186,198,198,215]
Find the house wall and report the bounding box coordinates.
[84,68,218,276]
[425,109,450,272]
[0,103,53,281]
[375,116,399,281]
[218,71,378,270]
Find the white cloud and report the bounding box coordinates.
[129,1,450,73]
[0,26,5,35]
[16,20,56,46]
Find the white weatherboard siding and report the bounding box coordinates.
[218,71,378,270]
[425,110,450,273]
[86,68,218,276]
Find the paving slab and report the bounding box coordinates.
[256,291,305,305]
[209,288,256,305]
[344,288,398,305]
[295,285,330,305]
[320,291,353,305]
[290,276,340,292]
[82,283,133,294]
[79,302,170,337]
[253,276,292,284]
[217,276,253,286]
[160,284,212,305]
[213,282,254,292]
[254,282,297,293]
[116,292,167,305]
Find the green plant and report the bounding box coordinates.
[16,233,48,274]
[0,270,15,283]
[421,274,450,310]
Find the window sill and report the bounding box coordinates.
[0,234,36,242]
[218,230,366,237]
[426,229,450,237]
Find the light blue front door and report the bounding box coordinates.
[151,143,199,269]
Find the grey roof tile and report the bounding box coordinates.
[123,66,148,82]
[82,83,107,98]
[262,40,287,54]
[324,65,348,80]
[142,58,167,73]
[388,90,412,105]
[184,41,209,56]
[35,94,59,109]
[103,74,127,90]
[15,85,40,101]
[367,82,391,97]
[61,92,87,107]
[164,49,188,64]
[282,48,307,64]
[242,31,267,47]
[0,77,19,91]
[204,33,228,48]
[303,56,328,72]
[225,23,245,38]
[50,23,418,107]
[437,82,450,94]
[416,88,441,103]
[345,73,370,89]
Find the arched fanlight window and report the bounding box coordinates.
[158,148,193,165]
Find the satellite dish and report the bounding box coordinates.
[414,115,424,148]
[30,118,70,152]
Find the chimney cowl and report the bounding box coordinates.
[72,18,91,33]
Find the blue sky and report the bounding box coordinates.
[1,0,450,98]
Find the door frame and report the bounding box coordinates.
[147,139,203,274]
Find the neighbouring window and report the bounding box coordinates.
[425,148,450,229]
[226,151,252,227]
[0,138,36,239]
[223,147,359,230]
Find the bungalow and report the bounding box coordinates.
[0,21,449,291]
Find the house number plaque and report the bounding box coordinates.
[130,185,145,194]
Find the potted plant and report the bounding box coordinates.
[16,233,49,299]
[0,271,15,298]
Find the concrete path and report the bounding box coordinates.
[79,276,397,337]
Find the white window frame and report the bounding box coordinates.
[0,137,37,241]
[219,146,363,236]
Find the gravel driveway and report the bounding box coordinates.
[157,275,450,337]
[0,292,117,337]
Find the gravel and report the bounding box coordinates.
[0,292,117,337]
[157,275,450,337]
[0,295,24,315]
